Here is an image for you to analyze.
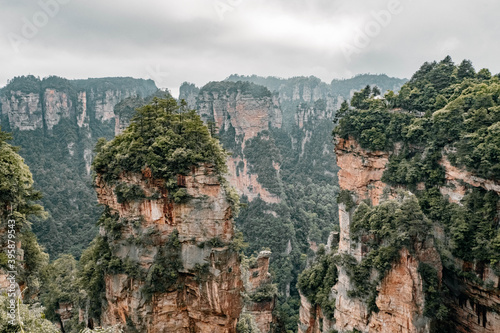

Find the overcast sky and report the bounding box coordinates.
[1,0,499,97]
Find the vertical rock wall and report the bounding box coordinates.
[298,137,500,333]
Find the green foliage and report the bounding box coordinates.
[142,229,183,299]
[342,196,431,312]
[457,60,476,80]
[200,81,272,98]
[114,183,145,204]
[11,119,104,258]
[333,99,412,151]
[236,313,260,333]
[337,189,355,211]
[4,75,41,94]
[0,253,8,270]
[225,185,241,216]
[249,283,278,303]
[93,97,228,196]
[419,187,500,264]
[337,57,500,181]
[39,255,83,329]
[350,85,372,109]
[382,148,445,188]
[0,128,49,300]
[243,131,283,195]
[78,235,112,319]
[0,129,44,221]
[19,231,50,300]
[297,248,338,319]
[171,187,190,204]
[418,263,448,320]
[0,293,59,333]
[191,263,211,283]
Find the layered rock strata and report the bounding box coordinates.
[95,165,273,332]
[298,137,500,333]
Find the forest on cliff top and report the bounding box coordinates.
[299,57,500,332]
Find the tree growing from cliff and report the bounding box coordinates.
[330,58,500,330]
[92,97,228,194]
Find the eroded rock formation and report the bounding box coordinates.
[298,137,500,333]
[0,77,157,133]
[181,83,283,204]
[95,165,274,332]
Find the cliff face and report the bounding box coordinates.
[0,76,158,259]
[0,77,157,134]
[242,251,275,333]
[181,83,283,204]
[298,137,500,333]
[95,165,242,332]
[94,165,273,332]
[196,89,282,142]
[0,91,43,131]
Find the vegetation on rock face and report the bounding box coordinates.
[199,80,272,98]
[333,58,500,267]
[243,131,283,195]
[418,263,448,320]
[40,254,87,332]
[3,75,41,94]
[329,57,500,329]
[142,229,183,299]
[297,246,338,319]
[335,56,500,180]
[347,195,431,312]
[236,313,261,333]
[113,183,146,204]
[93,97,228,193]
[0,129,45,224]
[0,128,49,300]
[75,96,239,328]
[1,77,158,259]
[0,293,59,333]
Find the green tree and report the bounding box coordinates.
[477,68,492,81]
[350,85,372,109]
[457,59,475,80]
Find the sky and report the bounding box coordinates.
[1,0,499,97]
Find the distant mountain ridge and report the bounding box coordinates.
[225,73,407,100]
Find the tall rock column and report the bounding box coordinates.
[94,165,245,332]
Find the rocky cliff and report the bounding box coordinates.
[0,76,157,134]
[94,165,250,332]
[0,75,158,259]
[298,137,500,333]
[180,81,283,204]
[241,251,276,333]
[180,77,403,331]
[84,95,276,332]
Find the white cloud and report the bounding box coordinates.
[0,0,499,90]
